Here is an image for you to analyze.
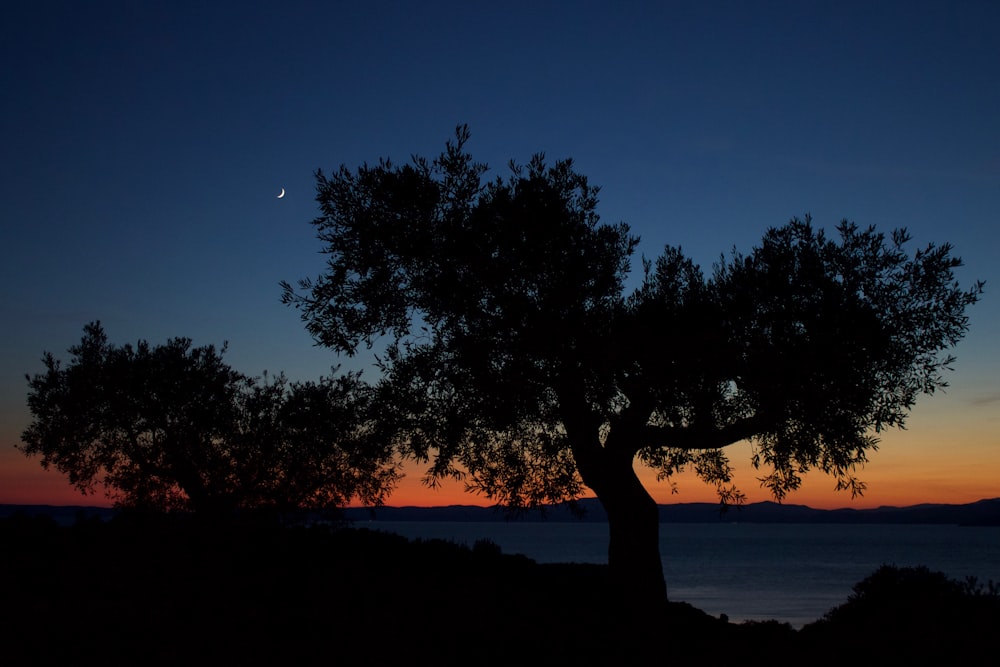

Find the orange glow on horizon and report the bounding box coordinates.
[5,400,997,511]
[371,415,1000,510]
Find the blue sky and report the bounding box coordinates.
[2,1,998,506]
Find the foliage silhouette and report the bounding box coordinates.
[282,125,982,602]
[801,564,1000,664]
[20,322,398,514]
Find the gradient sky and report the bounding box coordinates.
[2,1,998,510]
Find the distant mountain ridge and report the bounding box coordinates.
[3,498,998,526]
[344,497,1000,526]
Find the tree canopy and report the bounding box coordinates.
[20,322,398,514]
[283,126,982,599]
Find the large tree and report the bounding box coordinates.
[20,322,398,514]
[282,126,982,602]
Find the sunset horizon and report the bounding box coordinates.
[3,1,997,522]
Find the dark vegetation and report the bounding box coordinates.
[19,322,398,514]
[3,513,996,666]
[802,564,1000,664]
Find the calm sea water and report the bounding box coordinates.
[364,520,1000,627]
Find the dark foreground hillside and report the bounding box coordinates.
[1,513,996,666]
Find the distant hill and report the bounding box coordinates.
[4,498,998,526]
[343,497,1000,526]
[0,505,116,526]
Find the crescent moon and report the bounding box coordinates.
[277,188,285,199]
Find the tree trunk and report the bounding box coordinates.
[560,387,667,608]
[597,459,667,608]
[569,433,667,607]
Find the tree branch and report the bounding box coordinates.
[643,415,763,451]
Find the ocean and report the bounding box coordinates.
[361,520,1000,628]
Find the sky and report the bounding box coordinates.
[2,0,998,510]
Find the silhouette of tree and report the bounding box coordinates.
[802,565,1000,664]
[281,126,982,603]
[20,322,397,515]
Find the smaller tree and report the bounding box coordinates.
[19,322,398,514]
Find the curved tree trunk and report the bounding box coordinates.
[568,433,667,606]
[560,385,667,607]
[596,459,667,606]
